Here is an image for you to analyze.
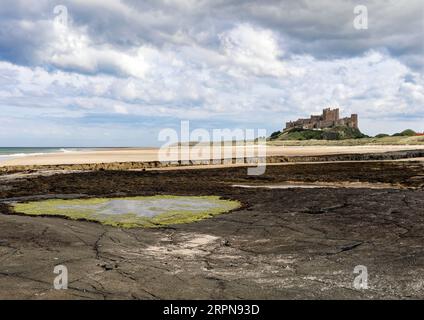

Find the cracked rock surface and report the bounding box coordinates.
[0,161,424,299]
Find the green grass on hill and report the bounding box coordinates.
[270,126,367,141]
[268,135,424,146]
[268,126,424,146]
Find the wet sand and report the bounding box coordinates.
[1,145,424,167]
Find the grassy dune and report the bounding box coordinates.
[268,135,424,146]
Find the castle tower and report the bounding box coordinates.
[323,108,339,121]
[322,108,330,121]
[350,114,358,128]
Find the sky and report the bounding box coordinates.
[0,0,423,146]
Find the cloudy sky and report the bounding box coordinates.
[0,0,423,146]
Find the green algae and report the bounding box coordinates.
[12,195,241,228]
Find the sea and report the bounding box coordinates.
[0,147,98,163]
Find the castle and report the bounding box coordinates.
[285,108,358,130]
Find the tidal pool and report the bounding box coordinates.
[232,181,402,189]
[12,195,241,228]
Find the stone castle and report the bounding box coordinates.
[285,108,358,130]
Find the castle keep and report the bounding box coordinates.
[285,108,358,130]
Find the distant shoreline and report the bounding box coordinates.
[1,145,423,171]
[0,147,158,163]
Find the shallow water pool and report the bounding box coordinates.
[12,195,241,228]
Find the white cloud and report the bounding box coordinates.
[45,22,150,79]
[113,104,128,114]
[219,24,289,77]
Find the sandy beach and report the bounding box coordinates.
[1,145,424,167]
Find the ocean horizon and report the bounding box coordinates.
[0,147,106,162]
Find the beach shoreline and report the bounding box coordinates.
[1,145,424,167]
